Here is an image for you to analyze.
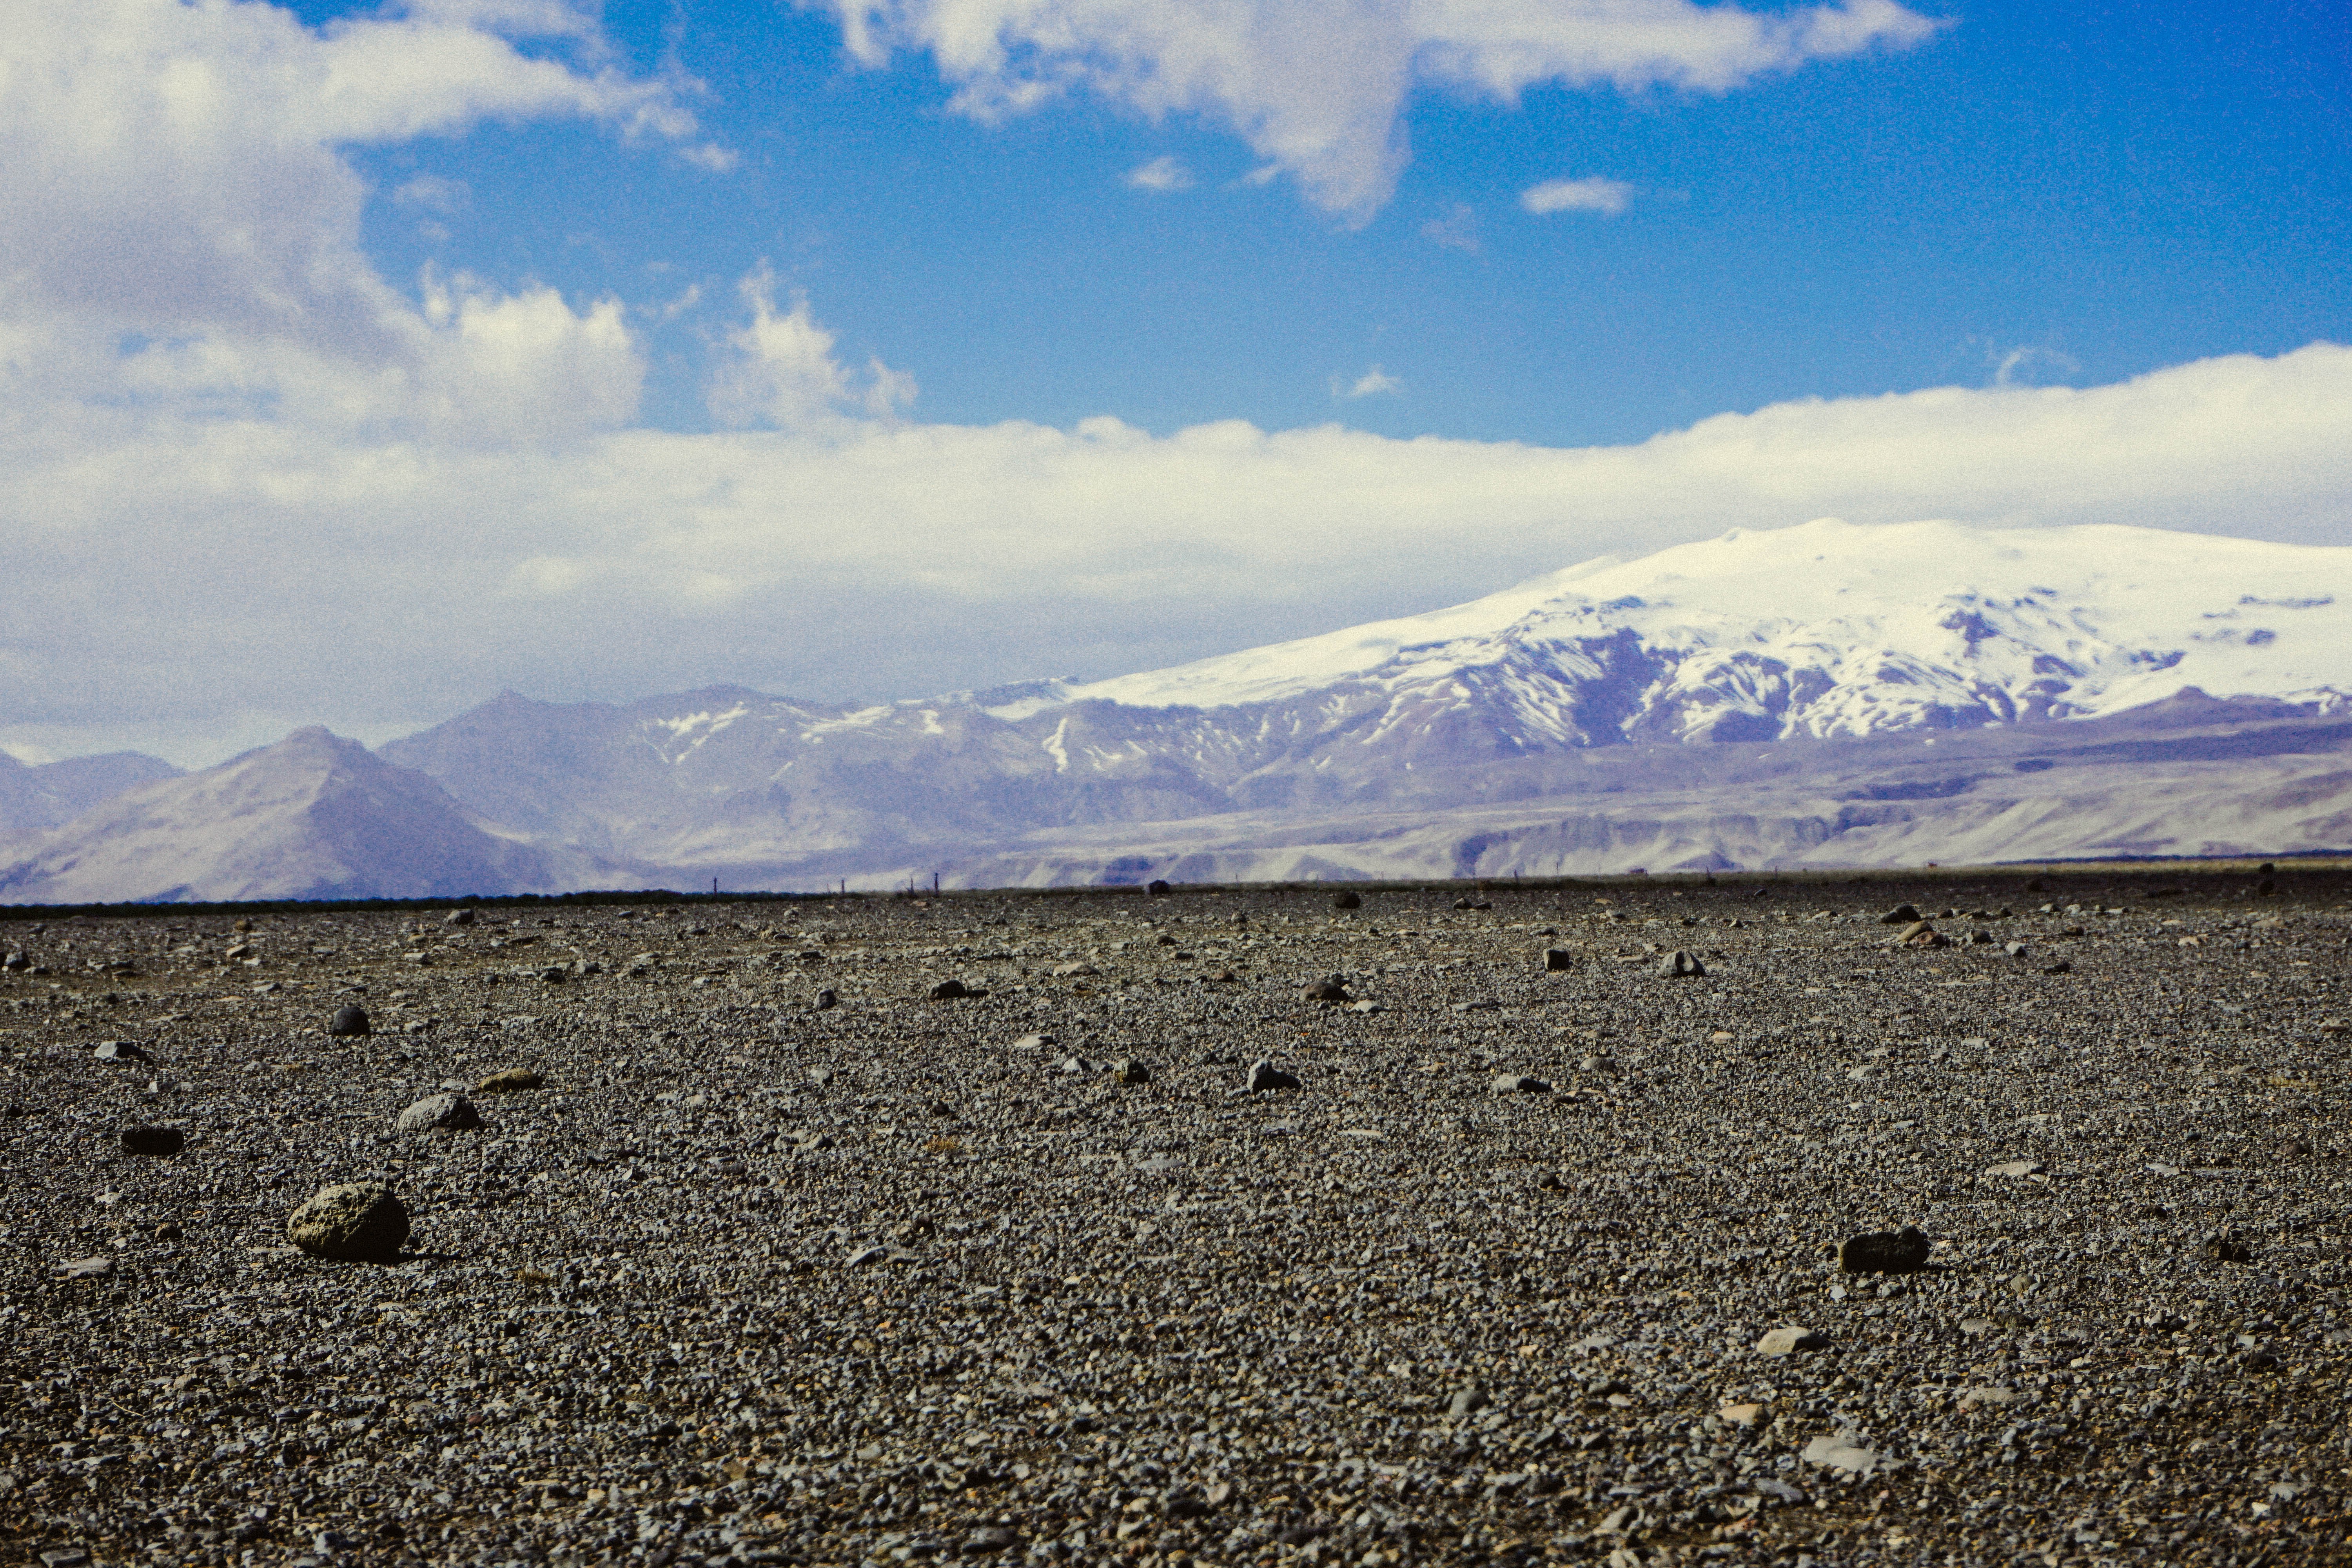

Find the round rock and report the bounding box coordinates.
[396,1092,484,1132]
[1331,890,1362,910]
[328,1005,371,1037]
[285,1183,409,1262]
[1112,1058,1152,1085]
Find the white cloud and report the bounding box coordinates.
[707,268,918,430]
[1334,365,1401,398]
[392,174,471,212]
[679,142,742,172]
[1125,154,1194,191]
[1421,203,1480,253]
[9,334,2351,764]
[1521,176,1633,216]
[1989,343,2080,387]
[0,0,691,438]
[814,0,1943,220]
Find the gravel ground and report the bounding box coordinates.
[5,870,2351,1568]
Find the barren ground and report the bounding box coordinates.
[5,867,2350,1568]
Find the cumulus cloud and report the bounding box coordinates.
[8,336,2351,763]
[0,0,691,438]
[707,269,918,429]
[813,0,1942,219]
[1521,176,1633,215]
[1125,154,1195,191]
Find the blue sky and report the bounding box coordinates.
[2,0,2348,764]
[334,0,2350,446]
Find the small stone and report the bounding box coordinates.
[285,1183,409,1262]
[1300,978,1352,1002]
[2042,959,2073,974]
[846,1245,890,1267]
[1324,889,1363,913]
[38,1549,92,1568]
[1878,903,1922,924]
[444,907,476,926]
[1145,879,1172,897]
[1717,1402,1764,1426]
[1448,1381,1490,1417]
[329,1005,371,1037]
[396,1093,484,1132]
[1057,1056,1096,1075]
[1960,1385,2019,1409]
[1112,1058,1151,1085]
[1543,947,1573,971]
[1656,949,1705,978]
[2207,1232,2254,1264]
[812,987,838,1009]
[2002,941,2030,958]
[1984,1158,2045,1179]
[2,951,27,971]
[536,965,569,984]
[58,1256,114,1280]
[1800,1433,1880,1475]
[928,978,977,1000]
[92,1041,150,1063]
[1895,920,1950,948]
[475,1067,544,1094]
[965,1525,1017,1552]
[1756,1325,1827,1357]
[1164,1489,1212,1519]
[119,1125,185,1157]
[1839,1226,1930,1273]
[1012,1033,1055,1050]
[1489,1074,1552,1094]
[1248,1060,1301,1092]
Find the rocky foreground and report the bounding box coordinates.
[4,870,2350,1568]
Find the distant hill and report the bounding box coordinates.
[0,748,179,836]
[0,728,600,904]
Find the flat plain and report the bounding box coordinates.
[4,867,2350,1568]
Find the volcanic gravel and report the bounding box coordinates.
[5,871,2352,1568]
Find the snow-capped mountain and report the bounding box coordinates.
[371,519,2352,883]
[1038,517,2352,737]
[16,519,2352,901]
[0,728,586,904]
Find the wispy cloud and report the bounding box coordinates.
[679,142,740,173]
[1125,154,1194,192]
[392,175,469,213]
[1989,343,2080,387]
[1521,176,1634,216]
[1333,365,1401,399]
[1421,204,1481,253]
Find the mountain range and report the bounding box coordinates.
[9,518,2352,902]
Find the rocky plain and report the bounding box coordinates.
[4,867,2350,1568]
